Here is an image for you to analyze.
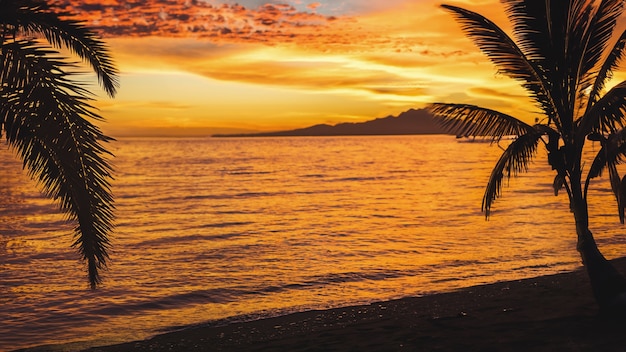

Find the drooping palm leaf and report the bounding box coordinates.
[1,40,115,288]
[482,131,543,217]
[440,4,560,128]
[607,162,621,203]
[553,174,566,196]
[586,128,626,222]
[588,144,609,181]
[619,176,626,223]
[428,103,536,142]
[580,80,626,134]
[586,129,626,180]
[1,0,118,97]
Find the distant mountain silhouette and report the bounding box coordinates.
[213,108,450,137]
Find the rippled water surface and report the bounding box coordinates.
[2,135,626,350]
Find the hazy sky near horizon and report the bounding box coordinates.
[56,0,622,136]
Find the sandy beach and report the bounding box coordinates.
[68,257,626,352]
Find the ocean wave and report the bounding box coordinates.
[221,170,273,176]
[132,231,249,247]
[87,288,247,316]
[327,176,381,182]
[300,174,326,178]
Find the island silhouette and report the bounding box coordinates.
[213,108,450,137]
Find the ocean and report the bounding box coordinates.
[2,135,625,351]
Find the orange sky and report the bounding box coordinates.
[54,0,625,137]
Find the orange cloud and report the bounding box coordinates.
[51,0,340,44]
[51,1,501,59]
[307,2,321,11]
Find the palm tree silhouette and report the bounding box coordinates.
[429,1,626,313]
[1,0,118,288]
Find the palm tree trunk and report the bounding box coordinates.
[572,196,626,315]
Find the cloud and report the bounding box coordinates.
[51,0,341,44]
[141,101,194,110]
[52,1,498,59]
[52,1,463,54]
[307,2,321,11]
[469,87,528,101]
[364,86,428,97]
[109,37,426,97]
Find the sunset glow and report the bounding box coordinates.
[9,1,626,349]
[55,1,564,136]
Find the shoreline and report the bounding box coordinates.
[70,257,626,352]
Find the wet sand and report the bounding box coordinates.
[82,257,626,352]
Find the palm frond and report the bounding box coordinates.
[588,144,609,180]
[586,128,626,221]
[586,132,624,181]
[2,0,118,97]
[553,174,566,196]
[428,103,536,142]
[586,29,626,110]
[574,0,624,109]
[580,80,626,134]
[619,175,626,223]
[607,161,625,223]
[482,131,543,217]
[440,4,559,125]
[502,0,610,122]
[568,0,623,117]
[501,0,567,61]
[608,162,621,202]
[0,40,114,288]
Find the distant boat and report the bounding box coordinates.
[455,135,516,143]
[455,135,492,143]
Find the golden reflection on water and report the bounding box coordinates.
[1,135,626,350]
